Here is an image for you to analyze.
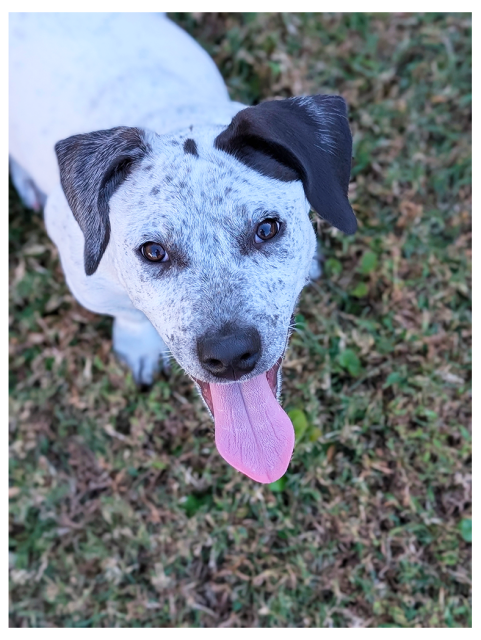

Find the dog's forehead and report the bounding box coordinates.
[133,127,304,224]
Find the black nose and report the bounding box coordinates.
[197,326,261,380]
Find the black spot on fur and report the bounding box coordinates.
[183,139,198,157]
[150,186,160,196]
[143,164,153,172]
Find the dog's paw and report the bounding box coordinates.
[117,351,170,388]
[113,314,170,387]
[309,255,323,281]
[308,243,323,282]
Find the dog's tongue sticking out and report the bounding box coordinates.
[210,374,295,483]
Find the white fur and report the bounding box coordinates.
[9,13,320,385]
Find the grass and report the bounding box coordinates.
[9,12,471,628]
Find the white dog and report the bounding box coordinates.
[9,13,357,484]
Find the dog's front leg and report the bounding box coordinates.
[9,156,46,212]
[112,309,170,387]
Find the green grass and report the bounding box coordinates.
[9,13,471,627]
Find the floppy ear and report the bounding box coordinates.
[214,95,357,235]
[55,126,152,275]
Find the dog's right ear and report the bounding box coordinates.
[55,127,152,276]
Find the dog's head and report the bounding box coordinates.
[55,95,356,483]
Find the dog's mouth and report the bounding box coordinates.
[191,357,295,484]
[193,358,282,417]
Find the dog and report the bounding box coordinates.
[9,13,357,484]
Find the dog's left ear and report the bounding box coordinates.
[55,126,152,276]
[214,95,357,234]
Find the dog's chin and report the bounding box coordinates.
[191,357,283,419]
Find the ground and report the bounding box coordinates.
[9,12,471,628]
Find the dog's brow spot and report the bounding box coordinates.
[183,139,198,157]
[150,186,160,196]
[143,164,153,172]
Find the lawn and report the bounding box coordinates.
[9,12,471,627]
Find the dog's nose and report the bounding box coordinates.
[197,327,261,380]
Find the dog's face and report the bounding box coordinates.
[107,126,315,389]
[55,96,357,483]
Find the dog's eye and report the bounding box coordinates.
[140,242,169,262]
[255,219,280,243]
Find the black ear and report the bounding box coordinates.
[55,127,152,275]
[214,95,357,235]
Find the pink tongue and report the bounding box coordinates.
[210,373,295,484]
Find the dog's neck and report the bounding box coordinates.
[137,101,246,137]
